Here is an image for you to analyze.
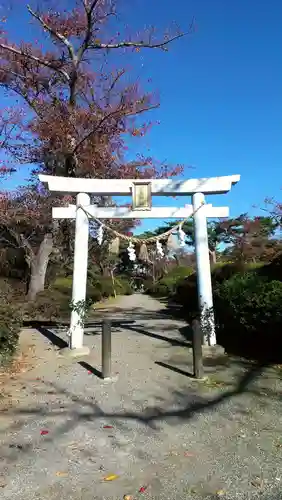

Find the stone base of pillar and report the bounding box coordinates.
[202,344,226,357]
[58,346,90,358]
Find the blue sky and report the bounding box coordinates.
[1,0,282,234]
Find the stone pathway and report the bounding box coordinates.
[0,294,282,499]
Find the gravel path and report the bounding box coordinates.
[0,293,282,500]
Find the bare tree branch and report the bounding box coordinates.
[77,0,113,62]
[27,5,77,63]
[0,225,34,262]
[0,123,16,149]
[0,43,70,82]
[90,32,189,52]
[105,69,126,103]
[0,233,19,250]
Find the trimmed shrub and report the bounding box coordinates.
[147,266,194,297]
[173,263,253,316]
[24,277,102,321]
[52,276,72,294]
[211,262,247,284]
[214,272,282,359]
[257,254,282,281]
[24,288,71,321]
[0,281,22,366]
[214,272,282,334]
[31,275,134,321]
[52,275,132,302]
[90,276,133,298]
[170,261,282,360]
[115,277,133,295]
[173,272,198,315]
[147,281,171,297]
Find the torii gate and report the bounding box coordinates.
[39,174,240,352]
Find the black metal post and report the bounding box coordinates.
[192,318,204,379]
[102,319,111,379]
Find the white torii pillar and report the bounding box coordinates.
[40,174,240,350]
[193,193,215,344]
[69,193,90,349]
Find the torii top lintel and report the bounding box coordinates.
[39,174,240,196]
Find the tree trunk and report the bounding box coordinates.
[209,249,217,265]
[27,233,53,301]
[98,262,110,277]
[174,254,180,266]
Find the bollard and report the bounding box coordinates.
[192,319,204,379]
[102,319,111,379]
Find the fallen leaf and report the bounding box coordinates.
[123,496,133,500]
[103,425,113,429]
[184,452,195,457]
[40,430,49,436]
[139,485,148,493]
[67,441,78,447]
[56,471,68,477]
[104,474,119,481]
[251,478,264,488]
[216,490,225,496]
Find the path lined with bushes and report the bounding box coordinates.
[0,294,282,499]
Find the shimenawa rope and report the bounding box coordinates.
[76,201,205,244]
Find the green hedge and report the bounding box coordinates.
[214,272,282,335]
[173,262,251,314]
[169,261,282,360]
[146,266,194,297]
[53,274,133,303]
[0,281,22,366]
[53,276,103,303]
[23,275,133,322]
[24,288,70,320]
[147,262,246,302]
[257,254,282,281]
[91,276,133,298]
[214,272,282,359]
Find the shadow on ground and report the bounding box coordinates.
[24,294,282,364]
[23,306,180,330]
[2,356,278,486]
[22,298,282,441]
[4,349,271,435]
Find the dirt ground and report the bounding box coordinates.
[0,294,282,500]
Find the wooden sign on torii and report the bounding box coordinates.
[39,174,240,352]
